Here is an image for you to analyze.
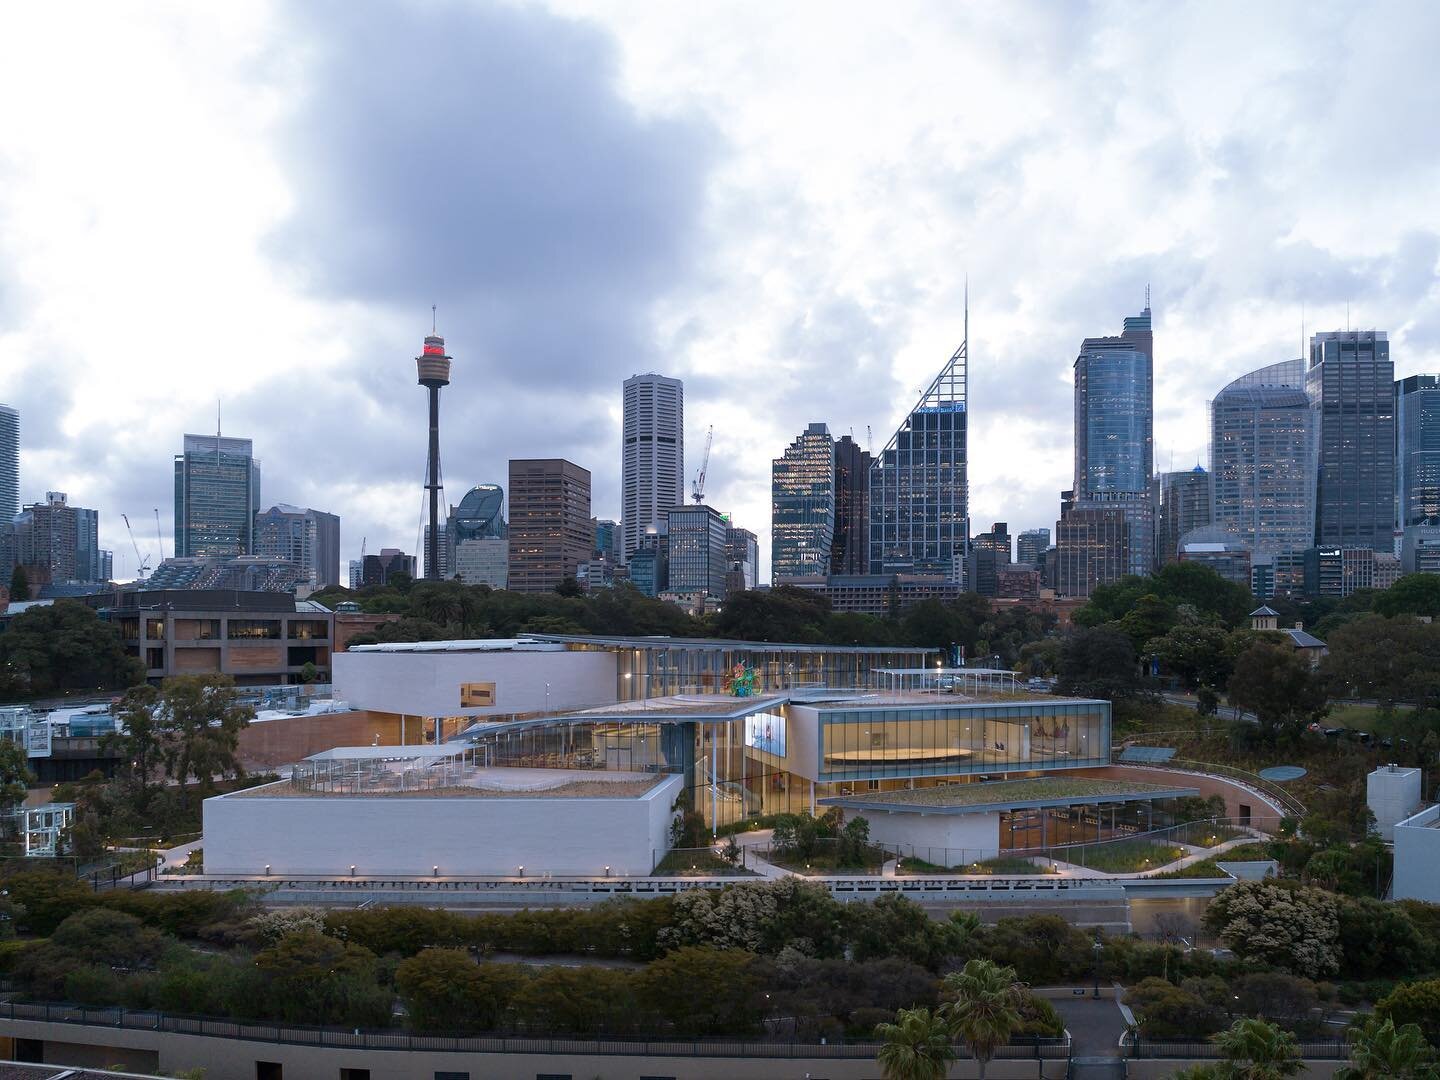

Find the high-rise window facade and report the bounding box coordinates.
[726,526,759,592]
[13,492,101,584]
[1209,359,1313,555]
[772,423,836,583]
[0,405,16,521]
[449,484,507,588]
[1396,374,1440,529]
[869,342,968,579]
[1155,467,1213,565]
[1307,331,1395,552]
[831,435,870,575]
[1015,528,1050,568]
[621,374,684,563]
[1061,305,1153,585]
[508,460,591,593]
[665,504,728,598]
[174,435,261,557]
[254,505,340,590]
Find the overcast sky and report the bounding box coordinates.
[3,1,1439,582]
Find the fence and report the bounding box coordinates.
[0,1000,1069,1059]
[1127,1033,1347,1060]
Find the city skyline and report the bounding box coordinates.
[4,5,1440,583]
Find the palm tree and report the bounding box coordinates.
[941,958,1025,1080]
[1338,1016,1440,1080]
[875,1007,955,1080]
[1211,1017,1304,1080]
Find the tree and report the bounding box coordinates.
[875,1006,955,1080]
[554,576,583,598]
[1057,625,1140,700]
[395,948,526,1032]
[1210,1017,1304,1080]
[1202,881,1340,979]
[1126,976,1226,1038]
[941,958,1025,1080]
[0,600,143,696]
[1379,981,1440,1046]
[112,685,162,796]
[0,739,33,823]
[151,675,255,808]
[7,564,27,602]
[1227,641,1329,743]
[1338,1015,1440,1080]
[1321,615,1440,712]
[634,946,764,1035]
[1374,574,1440,620]
[252,928,392,1028]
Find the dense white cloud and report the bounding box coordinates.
[1,1,1438,580]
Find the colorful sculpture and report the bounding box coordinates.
[726,663,758,697]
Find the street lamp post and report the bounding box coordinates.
[1092,929,1104,999]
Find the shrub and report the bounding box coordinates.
[395,949,525,1033]
[1202,880,1340,978]
[1377,979,1440,1045]
[1126,976,1226,1038]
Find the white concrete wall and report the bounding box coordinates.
[332,648,617,717]
[1367,766,1423,841]
[203,773,683,877]
[860,809,1002,862]
[788,704,822,780]
[1394,804,1440,902]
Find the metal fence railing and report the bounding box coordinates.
[0,1000,1071,1059]
[1127,1034,1347,1060]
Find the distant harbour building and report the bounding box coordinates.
[1177,527,1252,586]
[1210,359,1313,555]
[621,374,684,563]
[508,459,592,593]
[870,333,969,581]
[1055,506,1129,599]
[361,549,416,588]
[593,518,618,563]
[1308,331,1395,552]
[831,434,871,575]
[664,504,728,600]
[725,525,759,594]
[254,505,341,591]
[628,525,667,597]
[1155,467,1212,567]
[967,522,1011,598]
[772,423,836,583]
[450,485,508,589]
[174,434,261,557]
[1015,528,1050,569]
[1395,374,1440,531]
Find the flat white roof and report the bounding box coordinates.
[874,667,1015,676]
[346,638,566,653]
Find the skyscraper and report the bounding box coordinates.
[966,522,1011,598]
[870,333,968,580]
[665,504,728,599]
[1209,359,1313,555]
[1155,467,1213,565]
[725,525,759,593]
[1055,506,1129,598]
[1015,528,1050,568]
[1308,331,1394,552]
[508,459,591,592]
[449,484,507,588]
[1066,304,1154,579]
[254,505,341,590]
[416,329,453,581]
[831,434,870,575]
[174,434,261,557]
[771,422,836,583]
[621,374,684,563]
[13,492,101,584]
[0,405,17,521]
[1396,374,1440,529]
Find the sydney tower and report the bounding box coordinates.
[416,326,452,581]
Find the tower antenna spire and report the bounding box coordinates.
[216,399,221,438]
[432,304,437,335]
[964,274,969,345]
[1146,282,1151,309]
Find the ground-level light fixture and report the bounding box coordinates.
[350,865,356,877]
[517,865,525,877]
[604,866,611,877]
[264,865,271,876]
[432,865,439,877]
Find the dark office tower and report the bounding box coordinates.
[1396,374,1440,528]
[621,373,684,563]
[13,492,101,584]
[416,330,452,580]
[665,504,729,599]
[725,525,759,592]
[0,405,16,520]
[254,505,341,590]
[507,459,592,593]
[1067,303,1154,578]
[870,331,969,580]
[964,522,1011,598]
[174,434,261,556]
[831,434,871,575]
[1055,506,1130,598]
[1155,467,1212,566]
[1016,528,1050,568]
[1307,331,1394,552]
[593,518,618,561]
[772,423,835,582]
[1209,359,1312,555]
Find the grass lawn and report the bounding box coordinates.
[1057,839,1187,873]
[1192,823,1247,847]
[1325,703,1414,733]
[898,854,1056,876]
[652,849,755,876]
[768,844,890,875]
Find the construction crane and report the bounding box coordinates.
[866,424,873,454]
[122,514,151,579]
[154,508,165,562]
[691,425,714,504]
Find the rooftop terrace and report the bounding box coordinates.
[821,776,1198,815]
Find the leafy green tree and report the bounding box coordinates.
[1338,1015,1440,1080]
[151,675,254,808]
[1321,615,1440,711]
[875,1006,955,1080]
[554,576,583,598]
[510,966,637,1034]
[1227,641,1329,743]
[1379,981,1440,1046]
[112,685,162,796]
[1202,880,1340,978]
[849,895,975,970]
[0,739,33,826]
[0,600,143,696]
[941,958,1025,1080]
[1126,976,1226,1038]
[252,929,391,1027]
[634,946,764,1035]
[1374,574,1440,620]
[395,948,526,1032]
[1208,1017,1305,1080]
[713,586,832,643]
[1057,626,1140,700]
[7,565,28,602]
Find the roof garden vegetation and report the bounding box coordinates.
[833,776,1186,809]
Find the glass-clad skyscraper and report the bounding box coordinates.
[869,340,968,579]
[174,435,261,557]
[1396,374,1440,529]
[771,422,836,582]
[448,484,508,588]
[621,373,684,563]
[1155,466,1212,565]
[1210,359,1313,555]
[1307,331,1394,552]
[0,405,16,521]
